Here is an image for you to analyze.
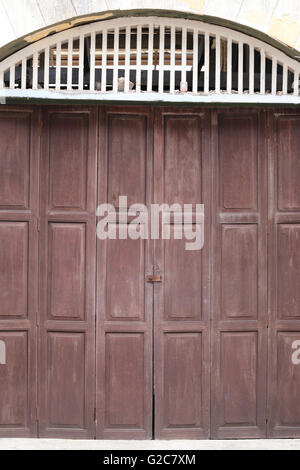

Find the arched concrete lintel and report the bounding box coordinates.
[1,9,300,63]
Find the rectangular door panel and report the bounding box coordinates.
[104,333,146,429]
[48,223,86,321]
[46,332,86,428]
[163,333,203,428]
[0,112,30,209]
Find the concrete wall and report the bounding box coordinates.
[0,1,300,56]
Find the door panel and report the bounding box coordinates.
[211,111,268,439]
[96,107,153,439]
[154,109,210,439]
[39,108,97,438]
[0,108,39,437]
[268,113,300,437]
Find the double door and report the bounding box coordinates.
[0,106,300,439]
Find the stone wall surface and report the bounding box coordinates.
[0,0,300,54]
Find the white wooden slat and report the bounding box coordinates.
[124,26,131,93]
[147,24,154,92]
[78,34,84,91]
[249,44,254,94]
[226,38,232,93]
[67,39,73,91]
[44,46,49,90]
[215,34,220,93]
[0,71,3,89]
[89,32,96,91]
[32,52,38,90]
[113,28,119,93]
[170,25,176,93]
[158,25,164,94]
[9,65,15,89]
[55,42,61,90]
[283,64,288,94]
[192,29,198,94]
[204,32,209,94]
[238,41,243,94]
[101,30,107,92]
[21,58,27,90]
[294,71,299,96]
[260,49,265,94]
[271,58,277,95]
[136,25,142,93]
[181,26,187,85]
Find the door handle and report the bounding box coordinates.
[146,274,163,283]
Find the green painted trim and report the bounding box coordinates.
[1,9,300,63]
[2,97,300,108]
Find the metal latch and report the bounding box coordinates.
[146,274,163,283]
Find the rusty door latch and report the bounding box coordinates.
[146,274,163,283]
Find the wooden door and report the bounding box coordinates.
[211,110,268,438]
[96,107,153,439]
[267,111,300,437]
[39,107,97,438]
[153,108,211,439]
[0,107,39,437]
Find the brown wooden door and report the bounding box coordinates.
[267,110,300,437]
[0,107,39,437]
[2,105,300,440]
[153,108,211,439]
[210,110,268,438]
[39,107,97,438]
[96,107,154,439]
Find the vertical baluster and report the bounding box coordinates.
[192,29,198,94]
[136,25,142,93]
[21,58,27,90]
[181,26,187,87]
[226,38,232,93]
[158,24,164,94]
[67,39,73,91]
[101,30,107,92]
[147,24,154,92]
[32,52,38,90]
[170,25,176,93]
[9,65,15,89]
[113,28,119,92]
[294,70,299,95]
[238,41,243,94]
[282,64,287,95]
[215,34,220,93]
[55,42,61,90]
[271,57,277,95]
[249,44,254,94]
[204,32,209,94]
[124,26,131,93]
[90,32,96,91]
[0,70,3,89]
[260,49,265,94]
[78,35,84,91]
[44,46,49,90]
